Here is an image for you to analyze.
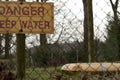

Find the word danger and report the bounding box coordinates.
[0,6,44,16]
[0,20,50,29]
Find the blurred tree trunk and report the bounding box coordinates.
[39,0,47,46]
[4,33,12,59]
[4,0,11,59]
[0,0,3,56]
[0,34,3,55]
[40,34,47,45]
[83,0,88,62]
[83,0,94,62]
[16,0,26,80]
[0,0,12,59]
[109,0,120,60]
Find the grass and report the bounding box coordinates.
[25,66,62,80]
[25,67,120,80]
[1,59,120,80]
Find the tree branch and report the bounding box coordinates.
[109,0,115,10]
[117,11,120,15]
[54,27,63,44]
[110,0,119,10]
[115,0,119,9]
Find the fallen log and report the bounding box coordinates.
[61,63,120,72]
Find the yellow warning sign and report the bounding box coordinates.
[0,2,54,34]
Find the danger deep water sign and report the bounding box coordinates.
[0,2,54,34]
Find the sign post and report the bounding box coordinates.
[0,1,54,80]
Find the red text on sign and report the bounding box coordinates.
[0,20,16,28]
[0,6,44,16]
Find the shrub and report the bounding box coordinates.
[0,62,16,80]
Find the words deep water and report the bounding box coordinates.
[0,20,50,29]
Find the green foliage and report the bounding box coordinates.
[32,46,50,67]
[104,16,120,61]
[30,41,89,67]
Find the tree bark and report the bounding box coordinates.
[83,0,89,62]
[40,0,47,46]
[0,34,3,55]
[4,33,11,59]
[4,0,12,59]
[83,0,94,62]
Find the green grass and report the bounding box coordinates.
[25,66,62,80]
[1,59,120,80]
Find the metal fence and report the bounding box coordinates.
[0,0,120,80]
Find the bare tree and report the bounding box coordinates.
[109,0,120,59]
[83,0,89,62]
[82,0,94,62]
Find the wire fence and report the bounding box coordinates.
[0,0,120,80]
